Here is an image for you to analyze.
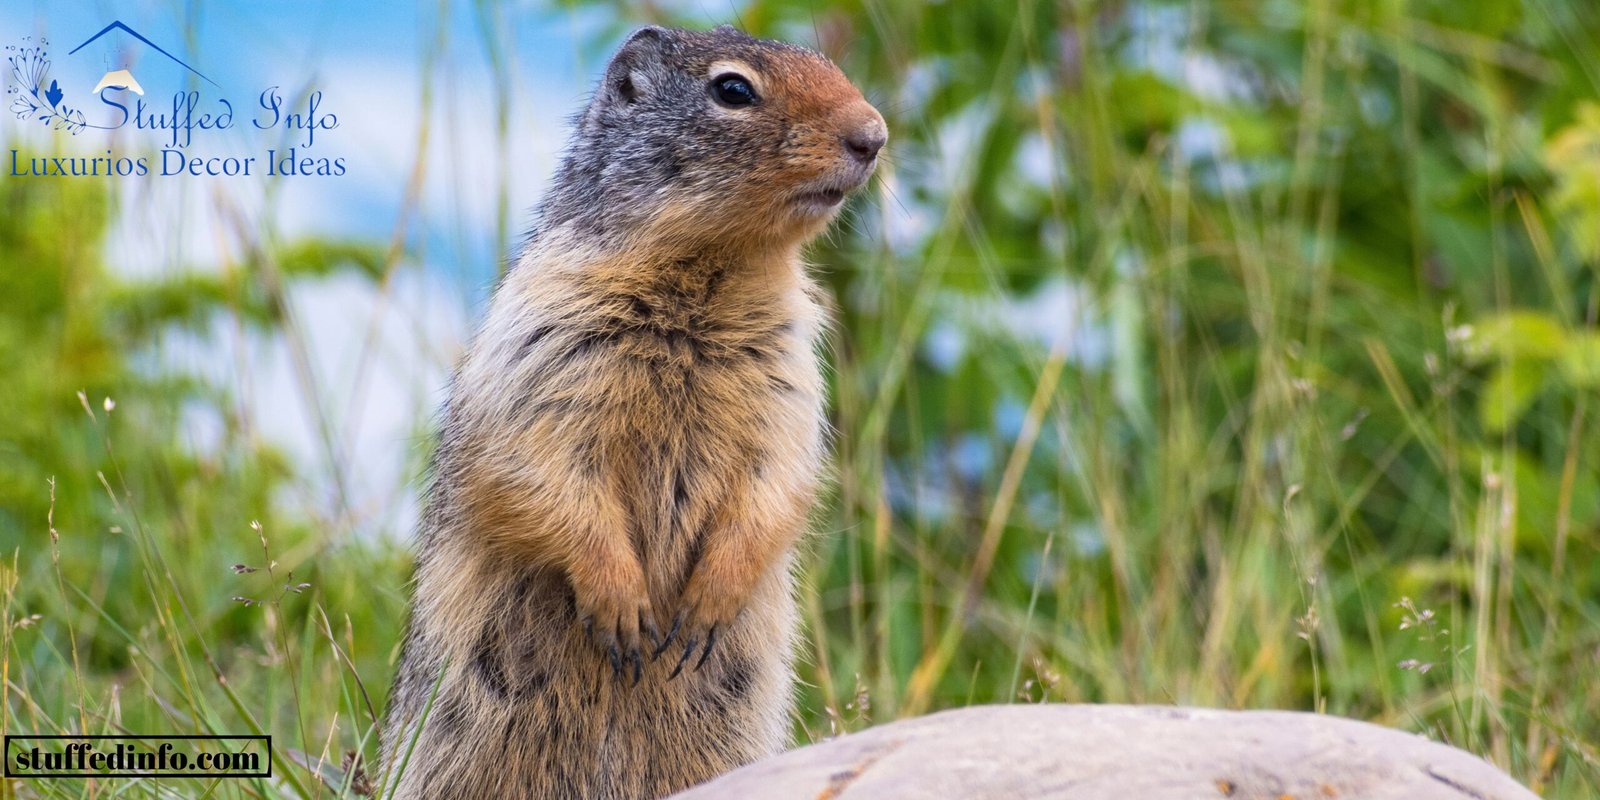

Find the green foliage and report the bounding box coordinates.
[0,155,404,797]
[1467,311,1600,431]
[1546,102,1600,262]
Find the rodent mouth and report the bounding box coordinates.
[792,166,873,215]
[790,184,856,215]
[796,187,847,207]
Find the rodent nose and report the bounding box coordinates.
[842,120,887,164]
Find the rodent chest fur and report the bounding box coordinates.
[462,248,826,603]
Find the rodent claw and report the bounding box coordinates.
[653,612,685,659]
[631,649,643,686]
[642,611,662,653]
[694,625,718,671]
[608,643,623,679]
[668,637,698,680]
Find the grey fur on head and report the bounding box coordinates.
[534,25,833,242]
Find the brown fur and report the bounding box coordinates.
[381,24,884,800]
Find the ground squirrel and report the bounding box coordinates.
[380,24,885,800]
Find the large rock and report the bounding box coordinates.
[671,704,1538,800]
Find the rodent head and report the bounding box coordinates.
[541,25,887,254]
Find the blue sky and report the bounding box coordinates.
[2,1,590,107]
[2,0,613,287]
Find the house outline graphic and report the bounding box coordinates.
[68,20,220,89]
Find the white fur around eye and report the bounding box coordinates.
[707,60,763,96]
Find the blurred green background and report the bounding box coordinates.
[3,0,1600,796]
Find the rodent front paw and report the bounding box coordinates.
[570,563,660,686]
[656,572,746,679]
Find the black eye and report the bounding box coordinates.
[711,74,758,108]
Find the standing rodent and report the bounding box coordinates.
[380,24,886,800]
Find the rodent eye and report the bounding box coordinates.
[711,73,758,108]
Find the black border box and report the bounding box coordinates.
[4,734,271,778]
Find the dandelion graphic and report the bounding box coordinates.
[6,37,87,134]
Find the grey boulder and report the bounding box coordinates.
[671,704,1538,799]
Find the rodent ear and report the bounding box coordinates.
[603,26,672,106]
